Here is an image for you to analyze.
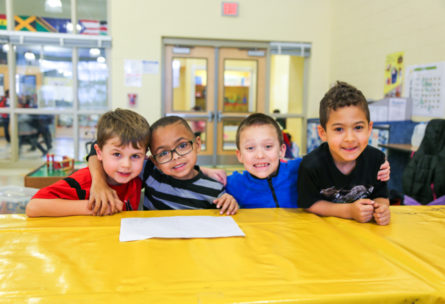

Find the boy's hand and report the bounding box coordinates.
[350,199,374,223]
[213,193,239,215]
[88,179,123,216]
[377,160,390,182]
[202,167,227,186]
[373,202,391,225]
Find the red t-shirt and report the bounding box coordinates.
[32,167,141,211]
[0,97,8,118]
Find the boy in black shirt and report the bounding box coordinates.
[298,81,390,225]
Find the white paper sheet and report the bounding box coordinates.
[124,59,142,87]
[142,60,159,74]
[119,216,245,242]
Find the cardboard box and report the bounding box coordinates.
[369,98,412,122]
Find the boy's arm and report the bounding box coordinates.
[373,198,391,225]
[374,197,389,206]
[201,167,227,185]
[213,193,239,215]
[377,160,390,182]
[307,199,375,223]
[26,198,107,217]
[88,155,123,215]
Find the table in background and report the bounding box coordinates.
[380,143,417,153]
[1,207,445,303]
[24,162,86,189]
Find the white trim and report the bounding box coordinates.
[0,31,112,48]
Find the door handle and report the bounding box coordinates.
[208,112,215,122]
[216,111,222,123]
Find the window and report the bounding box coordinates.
[0,0,110,163]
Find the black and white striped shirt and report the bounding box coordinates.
[141,160,224,210]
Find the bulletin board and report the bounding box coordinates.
[404,62,445,117]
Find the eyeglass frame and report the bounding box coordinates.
[152,140,195,164]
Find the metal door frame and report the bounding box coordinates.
[162,38,310,165]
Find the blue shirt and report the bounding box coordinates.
[226,158,301,208]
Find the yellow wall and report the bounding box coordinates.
[270,55,290,113]
[288,56,305,150]
[110,0,445,122]
[330,0,445,119]
[269,55,305,150]
[109,0,333,123]
[288,56,304,114]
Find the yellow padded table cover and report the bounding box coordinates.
[1,206,445,303]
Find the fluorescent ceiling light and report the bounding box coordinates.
[89,48,101,57]
[24,51,36,61]
[66,22,82,33]
[45,0,62,13]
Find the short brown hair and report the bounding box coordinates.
[319,81,370,129]
[236,113,283,149]
[96,108,150,151]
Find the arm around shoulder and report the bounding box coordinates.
[201,167,227,185]
[88,155,122,215]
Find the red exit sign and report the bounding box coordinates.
[222,2,239,16]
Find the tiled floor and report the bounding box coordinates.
[0,135,78,188]
[0,168,32,187]
[0,138,92,161]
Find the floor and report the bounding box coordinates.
[0,134,92,187]
[0,135,82,215]
[0,137,91,161]
[0,167,32,187]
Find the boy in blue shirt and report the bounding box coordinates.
[227,113,390,209]
[226,113,301,208]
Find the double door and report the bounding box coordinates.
[164,44,267,165]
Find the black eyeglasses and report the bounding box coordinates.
[153,140,194,164]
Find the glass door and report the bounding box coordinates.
[164,45,215,160]
[216,48,266,164]
[164,44,267,166]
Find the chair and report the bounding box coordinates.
[402,119,445,204]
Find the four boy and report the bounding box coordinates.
[27,81,391,226]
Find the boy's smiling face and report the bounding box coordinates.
[150,121,201,180]
[236,124,286,179]
[318,105,373,167]
[95,137,146,185]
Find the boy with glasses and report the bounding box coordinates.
[88,115,238,215]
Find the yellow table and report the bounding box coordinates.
[1,207,445,303]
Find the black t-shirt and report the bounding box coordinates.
[297,142,388,208]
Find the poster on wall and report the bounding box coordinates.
[384,51,404,97]
[124,60,142,87]
[404,62,445,117]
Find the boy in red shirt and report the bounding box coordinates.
[26,108,150,217]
